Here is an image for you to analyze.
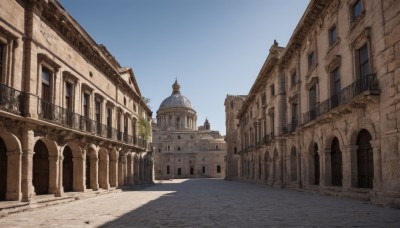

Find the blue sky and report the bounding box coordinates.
[59,0,309,135]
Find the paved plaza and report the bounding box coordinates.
[0,179,399,227]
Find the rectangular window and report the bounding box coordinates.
[270,113,275,136]
[106,107,112,137]
[291,71,297,87]
[358,44,369,81]
[190,167,194,175]
[177,168,182,176]
[217,165,221,173]
[167,166,170,174]
[95,100,101,123]
[42,68,51,102]
[352,0,362,21]
[83,93,90,118]
[0,44,4,80]
[332,68,341,95]
[65,82,72,110]
[309,85,317,120]
[308,52,316,70]
[292,103,298,123]
[202,166,205,174]
[329,25,337,46]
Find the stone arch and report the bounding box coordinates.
[85,144,98,190]
[348,118,378,145]
[62,142,84,192]
[33,138,59,195]
[61,145,73,192]
[98,148,109,189]
[307,141,320,186]
[0,130,22,201]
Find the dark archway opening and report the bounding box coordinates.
[63,146,73,192]
[331,138,342,186]
[313,144,320,185]
[357,129,373,188]
[0,138,7,200]
[33,140,49,195]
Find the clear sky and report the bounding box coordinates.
[59,0,310,135]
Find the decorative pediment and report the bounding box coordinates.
[288,94,299,104]
[63,71,78,84]
[38,53,61,71]
[306,77,319,90]
[325,55,341,72]
[81,83,94,93]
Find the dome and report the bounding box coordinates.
[159,80,194,110]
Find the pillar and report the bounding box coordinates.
[48,156,60,194]
[21,128,34,202]
[109,154,118,187]
[72,156,85,191]
[90,157,99,190]
[6,150,22,200]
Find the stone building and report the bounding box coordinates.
[0,0,153,202]
[152,81,226,179]
[232,0,400,207]
[224,95,246,180]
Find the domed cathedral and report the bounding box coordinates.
[152,80,226,179]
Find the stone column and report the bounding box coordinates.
[21,128,34,202]
[90,157,99,191]
[72,156,85,191]
[6,150,22,201]
[118,158,124,187]
[127,155,133,185]
[343,145,357,190]
[99,157,110,190]
[56,155,64,197]
[321,149,332,187]
[48,156,59,194]
[109,155,118,187]
[370,139,383,192]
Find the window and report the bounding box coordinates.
[83,93,90,118]
[167,145,170,151]
[177,147,180,151]
[308,51,316,69]
[42,68,51,102]
[178,135,181,139]
[270,84,275,96]
[309,85,317,120]
[234,147,237,154]
[291,71,297,87]
[167,166,170,174]
[329,25,337,46]
[270,113,275,136]
[65,82,72,110]
[216,145,219,150]
[106,107,112,137]
[217,165,221,173]
[124,115,128,140]
[202,166,205,174]
[331,68,341,96]
[190,167,194,175]
[177,168,182,175]
[358,44,369,82]
[0,44,4,80]
[352,0,363,21]
[95,100,101,123]
[292,103,298,124]
[123,97,126,106]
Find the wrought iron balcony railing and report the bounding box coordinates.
[0,83,25,116]
[303,74,378,125]
[37,98,148,149]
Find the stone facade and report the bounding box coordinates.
[152,81,226,179]
[0,0,153,202]
[231,0,400,207]
[224,95,246,180]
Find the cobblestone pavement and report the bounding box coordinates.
[0,179,399,227]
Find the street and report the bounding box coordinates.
[0,179,399,227]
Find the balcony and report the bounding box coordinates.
[0,83,25,116]
[303,74,379,125]
[37,98,148,150]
